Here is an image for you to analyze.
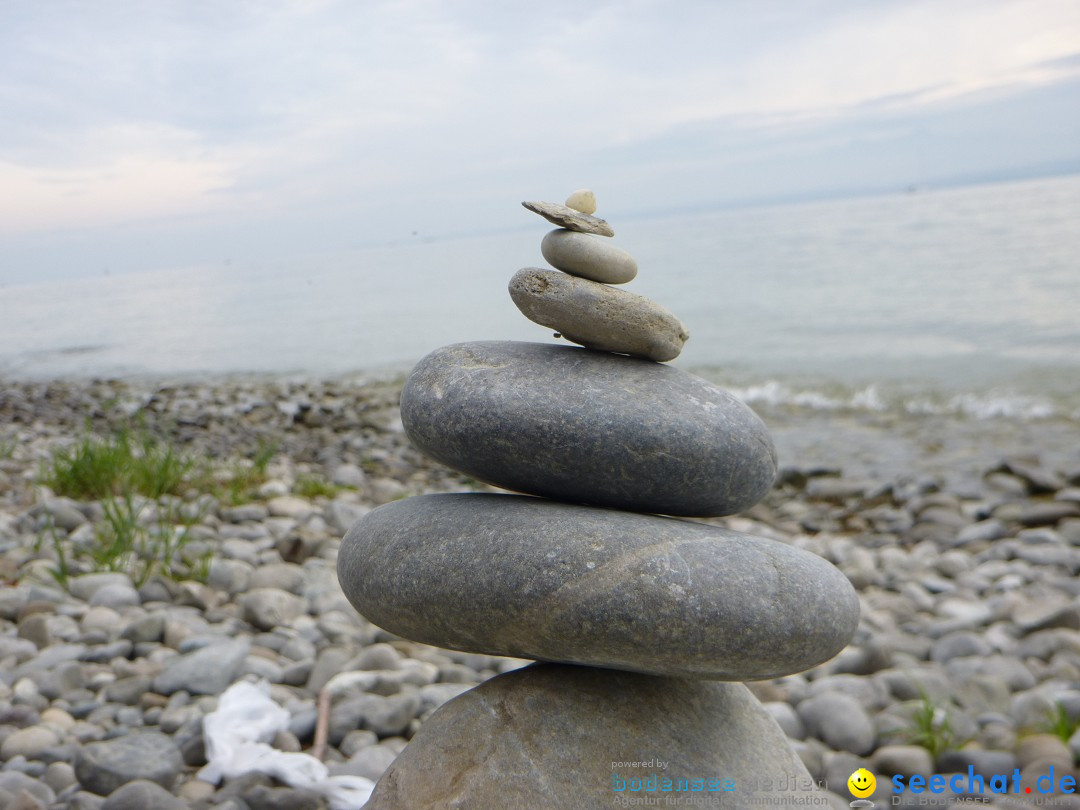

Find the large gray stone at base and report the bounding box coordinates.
[401,341,777,517]
[339,494,859,680]
[363,663,826,809]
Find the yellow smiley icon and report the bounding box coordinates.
[848,768,876,798]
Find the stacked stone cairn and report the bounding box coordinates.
[338,190,861,808]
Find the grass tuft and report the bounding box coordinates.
[40,495,210,587]
[1046,702,1080,744]
[40,423,193,500]
[904,693,955,761]
[293,473,340,499]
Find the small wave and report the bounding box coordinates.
[723,379,1074,421]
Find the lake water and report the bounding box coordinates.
[3,173,1079,421]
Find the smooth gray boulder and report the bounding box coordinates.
[363,663,827,809]
[509,269,688,361]
[401,341,776,517]
[339,494,859,680]
[540,229,638,283]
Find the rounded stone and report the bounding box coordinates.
[540,229,637,283]
[564,188,597,214]
[101,779,186,810]
[338,493,859,680]
[74,732,182,795]
[0,726,60,761]
[363,663,828,809]
[509,269,687,361]
[401,341,774,516]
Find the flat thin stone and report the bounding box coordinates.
[541,229,638,284]
[510,269,687,361]
[338,493,859,679]
[401,341,774,516]
[364,664,827,809]
[522,201,614,236]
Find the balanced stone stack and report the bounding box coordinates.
[338,190,861,808]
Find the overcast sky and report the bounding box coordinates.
[2,0,1079,283]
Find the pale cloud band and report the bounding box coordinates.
[1,0,1078,263]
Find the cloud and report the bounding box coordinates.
[0,0,1078,243]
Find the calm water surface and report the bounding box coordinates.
[3,174,1079,419]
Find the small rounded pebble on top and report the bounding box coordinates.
[565,189,597,215]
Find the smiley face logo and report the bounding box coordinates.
[847,768,876,798]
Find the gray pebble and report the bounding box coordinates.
[220,503,271,523]
[329,692,421,742]
[152,638,250,696]
[325,500,371,534]
[88,584,140,610]
[42,761,77,794]
[103,676,153,706]
[797,692,876,755]
[329,743,398,781]
[74,732,182,795]
[338,729,378,758]
[100,779,186,810]
[354,643,401,671]
[0,768,54,807]
[207,558,254,595]
[40,498,88,531]
[244,785,325,810]
[869,744,933,778]
[249,562,305,594]
[16,615,51,650]
[240,588,305,631]
[0,726,60,761]
[763,701,806,739]
[930,631,994,663]
[937,748,1018,779]
[68,574,133,603]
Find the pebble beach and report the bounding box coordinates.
[0,375,1078,808]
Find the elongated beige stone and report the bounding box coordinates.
[509,267,688,361]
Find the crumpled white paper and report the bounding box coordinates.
[198,680,375,810]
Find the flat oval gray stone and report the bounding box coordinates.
[510,268,688,361]
[75,732,183,796]
[522,200,614,236]
[540,229,637,283]
[364,663,828,809]
[401,341,773,516]
[338,493,859,679]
